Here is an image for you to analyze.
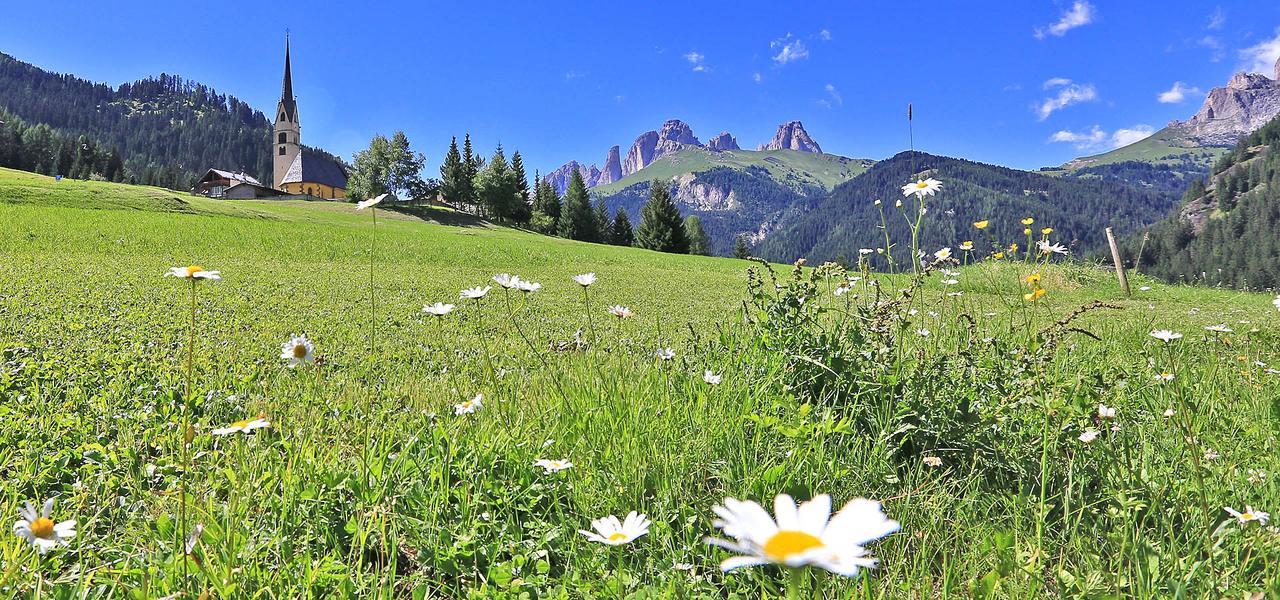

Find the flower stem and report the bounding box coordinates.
[785,567,805,600]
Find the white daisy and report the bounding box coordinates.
[1204,324,1233,333]
[280,334,315,367]
[516,280,542,293]
[1036,239,1069,255]
[1139,286,1152,291]
[1226,506,1270,525]
[534,459,574,473]
[656,348,676,361]
[900,178,942,199]
[423,302,456,316]
[916,329,931,337]
[834,285,851,297]
[858,248,874,256]
[573,273,597,287]
[1078,428,1099,443]
[579,512,650,546]
[933,247,952,262]
[454,393,483,415]
[355,193,389,210]
[705,494,899,577]
[607,305,634,319]
[1149,330,1183,343]
[942,279,959,286]
[460,286,492,300]
[1155,372,1175,383]
[493,273,521,289]
[704,371,722,385]
[164,265,221,281]
[13,498,76,554]
[1097,404,1116,419]
[212,417,270,436]
[1163,408,1175,417]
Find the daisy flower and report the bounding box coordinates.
[280,334,315,367]
[1225,506,1270,525]
[423,302,456,317]
[607,305,634,319]
[1149,330,1183,343]
[900,178,942,198]
[1163,408,1176,417]
[858,248,874,256]
[1155,372,1175,383]
[164,265,221,281]
[493,273,522,289]
[534,459,574,473]
[1204,324,1233,333]
[212,417,270,436]
[1036,239,1068,255]
[579,512,650,546]
[959,241,974,251]
[573,273,597,287]
[1079,428,1100,443]
[834,285,851,297]
[355,194,388,210]
[705,494,899,577]
[916,329,931,337]
[1097,403,1116,419]
[13,498,76,554]
[454,393,483,415]
[656,347,676,361]
[461,286,492,300]
[704,371,722,385]
[516,280,542,293]
[933,247,952,262]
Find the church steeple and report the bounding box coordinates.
[273,33,301,190]
[278,34,298,123]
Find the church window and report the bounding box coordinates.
[278,132,287,143]
[279,146,286,155]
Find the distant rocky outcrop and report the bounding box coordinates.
[1168,57,1280,146]
[707,132,740,151]
[623,119,703,175]
[545,160,600,195]
[758,121,822,153]
[597,145,622,186]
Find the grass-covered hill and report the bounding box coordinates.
[592,147,872,196]
[757,151,1179,265]
[2,168,1279,597]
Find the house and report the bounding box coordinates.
[192,169,281,199]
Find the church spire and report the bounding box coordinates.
[278,34,297,122]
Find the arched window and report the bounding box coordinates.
[278,132,287,143]
[279,146,286,155]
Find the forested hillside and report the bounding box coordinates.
[0,52,341,190]
[1130,115,1280,289]
[758,151,1179,265]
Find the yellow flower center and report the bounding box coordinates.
[292,344,308,359]
[762,530,825,561]
[915,181,929,189]
[186,265,204,277]
[607,532,629,542]
[30,517,55,539]
[231,419,251,430]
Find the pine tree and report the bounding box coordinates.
[635,182,689,253]
[594,200,611,242]
[532,177,562,234]
[510,151,532,224]
[460,133,478,209]
[477,144,516,220]
[684,215,710,255]
[610,208,634,246]
[558,170,597,241]
[440,137,463,205]
[733,235,750,259]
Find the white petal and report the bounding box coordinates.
[720,555,774,571]
[825,498,900,546]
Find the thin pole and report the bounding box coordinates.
[1105,227,1131,297]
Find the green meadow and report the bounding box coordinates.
[1,167,1278,598]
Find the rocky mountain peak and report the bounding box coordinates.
[758,120,822,153]
[622,119,705,176]
[658,119,701,146]
[597,145,622,186]
[707,132,740,151]
[1169,65,1280,146]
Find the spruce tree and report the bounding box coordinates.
[460,133,478,209]
[594,199,611,242]
[610,208,635,246]
[440,136,463,205]
[477,144,515,220]
[635,182,689,253]
[558,170,596,241]
[510,151,532,224]
[684,215,710,255]
[733,235,750,259]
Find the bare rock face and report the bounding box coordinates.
[597,145,623,186]
[544,160,601,196]
[670,173,737,211]
[707,132,740,151]
[1168,62,1280,146]
[623,120,704,175]
[758,121,822,153]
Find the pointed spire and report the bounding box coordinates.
[278,33,298,123]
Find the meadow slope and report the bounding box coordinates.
[1,168,1278,598]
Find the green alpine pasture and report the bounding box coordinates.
[591,147,872,195]
[1,167,1278,598]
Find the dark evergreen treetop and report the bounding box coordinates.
[635,182,689,254]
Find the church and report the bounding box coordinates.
[272,37,348,199]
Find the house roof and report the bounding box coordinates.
[280,150,348,189]
[199,168,263,187]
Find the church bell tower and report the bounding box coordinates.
[273,35,301,190]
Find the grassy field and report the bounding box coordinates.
[591,148,873,195]
[1,168,1279,598]
[1051,126,1230,171]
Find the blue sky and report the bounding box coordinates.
[5,1,1280,175]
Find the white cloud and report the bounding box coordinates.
[684,51,709,72]
[771,35,809,65]
[1048,124,1154,151]
[752,72,763,84]
[1157,81,1201,104]
[1239,28,1280,76]
[823,83,842,106]
[564,69,586,80]
[1199,35,1225,62]
[818,29,832,41]
[1036,80,1097,120]
[1035,1,1095,39]
[1206,7,1225,30]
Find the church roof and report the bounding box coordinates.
[281,150,348,189]
[278,37,298,122]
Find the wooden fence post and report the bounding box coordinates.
[1105,227,1131,297]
